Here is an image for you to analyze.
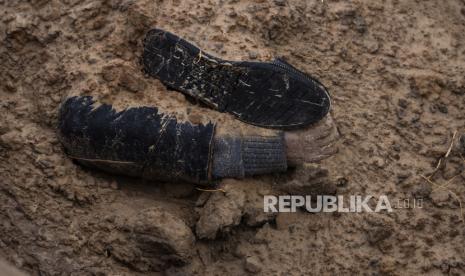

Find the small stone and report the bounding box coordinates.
[248,51,258,60]
[34,141,52,155]
[244,256,262,273]
[371,156,386,168]
[110,180,119,190]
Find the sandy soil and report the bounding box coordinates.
[1,0,465,275]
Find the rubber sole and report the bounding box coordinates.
[58,96,215,184]
[142,28,331,129]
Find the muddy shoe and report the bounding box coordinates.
[142,28,331,129]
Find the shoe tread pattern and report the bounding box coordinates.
[142,29,330,129]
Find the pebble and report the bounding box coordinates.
[110,180,119,190]
[244,256,262,273]
[371,156,386,168]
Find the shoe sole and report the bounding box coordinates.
[142,28,331,129]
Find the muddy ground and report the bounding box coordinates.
[1,0,465,275]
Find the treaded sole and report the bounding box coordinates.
[142,28,331,129]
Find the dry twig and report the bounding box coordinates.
[420,130,464,223]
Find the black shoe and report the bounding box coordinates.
[142,28,331,129]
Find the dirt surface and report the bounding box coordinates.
[1,0,465,275]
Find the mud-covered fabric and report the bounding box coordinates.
[58,96,215,183]
[212,134,287,179]
[212,137,244,178]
